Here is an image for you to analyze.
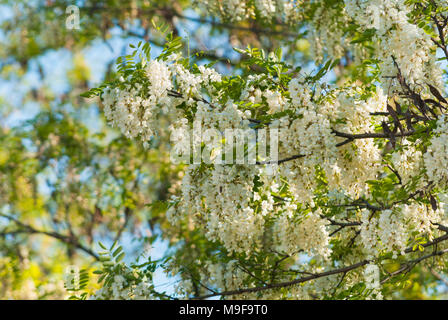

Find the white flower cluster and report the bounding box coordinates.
[194,0,252,22]
[328,88,386,197]
[99,32,447,297]
[377,209,409,257]
[102,58,223,146]
[364,264,383,299]
[334,137,382,198]
[179,164,264,254]
[360,203,444,258]
[391,139,423,185]
[255,0,277,19]
[102,60,172,142]
[274,82,386,201]
[273,81,337,201]
[402,203,442,237]
[424,115,448,187]
[92,263,154,300]
[308,4,350,62]
[162,70,393,260]
[193,0,299,22]
[345,0,443,91]
[274,209,331,258]
[364,263,380,289]
[360,208,408,258]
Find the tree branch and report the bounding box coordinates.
[0,213,99,261]
[192,225,448,299]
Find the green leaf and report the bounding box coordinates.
[116,252,125,262]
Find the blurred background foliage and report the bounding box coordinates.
[0,0,313,299]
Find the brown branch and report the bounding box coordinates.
[192,259,370,299]
[192,225,448,299]
[258,126,430,165]
[332,128,422,147]
[404,232,448,254]
[429,268,448,287]
[0,213,99,261]
[381,248,448,284]
[256,153,306,165]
